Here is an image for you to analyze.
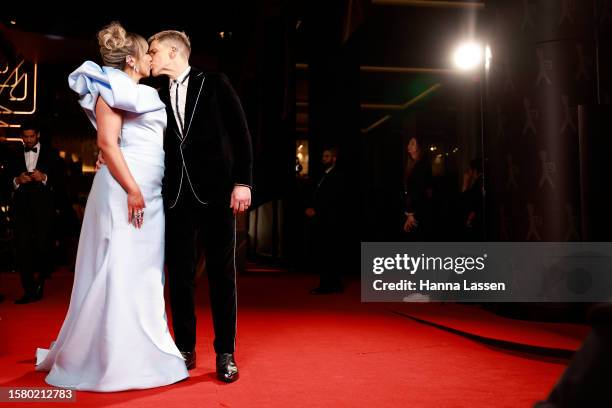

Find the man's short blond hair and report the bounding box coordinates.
[148,30,191,58]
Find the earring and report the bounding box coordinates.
[133,65,139,74]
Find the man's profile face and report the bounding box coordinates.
[148,40,172,77]
[22,129,40,149]
[322,150,336,167]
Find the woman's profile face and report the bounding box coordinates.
[135,46,153,78]
[407,137,419,157]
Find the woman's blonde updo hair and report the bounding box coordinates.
[97,22,147,69]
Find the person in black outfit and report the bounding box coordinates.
[0,130,9,303]
[306,147,344,294]
[148,31,252,382]
[460,158,484,241]
[8,119,63,304]
[535,304,612,408]
[402,136,433,241]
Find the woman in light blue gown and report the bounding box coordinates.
[35,22,188,392]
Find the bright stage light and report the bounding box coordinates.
[453,42,484,71]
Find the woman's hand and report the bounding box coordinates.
[127,188,146,228]
[95,151,106,171]
[403,213,419,232]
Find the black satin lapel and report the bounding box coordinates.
[183,71,205,138]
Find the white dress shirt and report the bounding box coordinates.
[13,141,47,189]
[170,66,191,137]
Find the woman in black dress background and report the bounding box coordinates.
[401,136,433,241]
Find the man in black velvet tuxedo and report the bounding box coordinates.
[8,119,63,304]
[148,30,252,383]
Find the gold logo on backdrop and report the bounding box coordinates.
[0,60,38,128]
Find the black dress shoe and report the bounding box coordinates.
[180,350,196,370]
[310,285,343,295]
[33,280,45,301]
[216,353,239,383]
[14,293,38,304]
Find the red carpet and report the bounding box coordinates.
[0,268,579,407]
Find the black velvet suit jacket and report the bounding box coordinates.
[159,67,253,207]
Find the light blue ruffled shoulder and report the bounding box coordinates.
[68,61,165,129]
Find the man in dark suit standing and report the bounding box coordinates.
[306,147,344,294]
[9,119,62,304]
[148,31,252,382]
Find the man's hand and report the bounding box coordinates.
[403,213,419,232]
[95,151,106,171]
[30,169,47,183]
[230,185,251,215]
[16,172,32,185]
[466,211,476,228]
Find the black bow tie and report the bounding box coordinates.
[24,146,38,153]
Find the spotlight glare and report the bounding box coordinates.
[453,42,484,71]
[485,45,493,70]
